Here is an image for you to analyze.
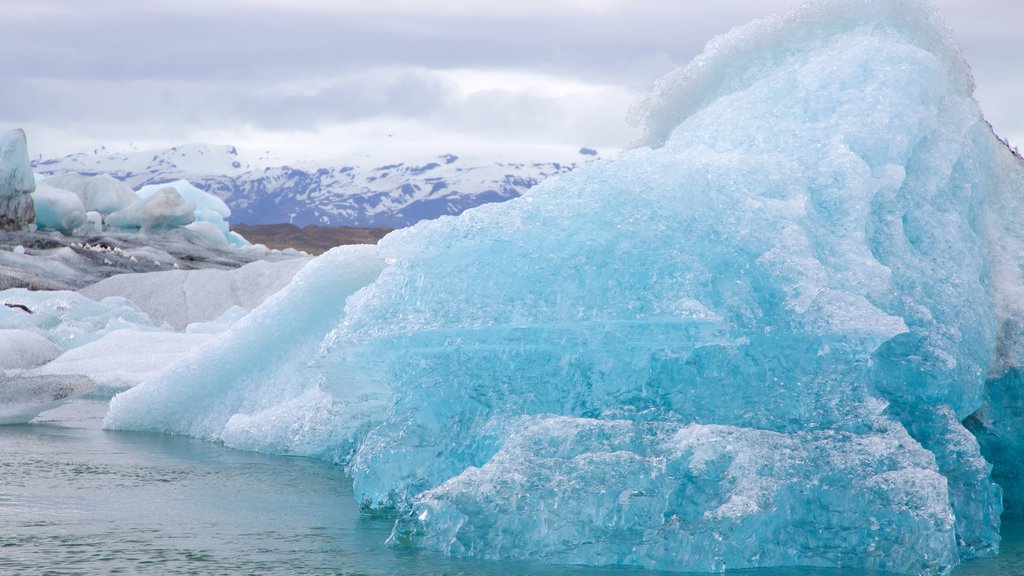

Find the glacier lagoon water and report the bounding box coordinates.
[1,400,1022,576]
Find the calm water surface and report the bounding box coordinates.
[1,399,1021,575]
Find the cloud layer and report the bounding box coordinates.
[3,0,1021,162]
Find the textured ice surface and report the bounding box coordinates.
[80,257,310,330]
[35,174,245,246]
[0,288,166,350]
[0,128,36,229]
[0,373,94,425]
[107,245,388,460]
[392,415,957,574]
[137,180,241,246]
[107,186,195,232]
[32,185,86,234]
[0,329,62,370]
[43,173,139,215]
[104,1,1024,574]
[0,227,294,292]
[0,252,309,401]
[30,329,215,396]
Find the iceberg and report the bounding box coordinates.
[136,180,246,246]
[29,329,216,397]
[32,184,87,234]
[107,244,387,458]
[30,173,247,247]
[43,173,140,215]
[0,373,94,425]
[0,328,62,370]
[79,257,310,330]
[0,129,36,230]
[104,0,1024,574]
[0,288,166,350]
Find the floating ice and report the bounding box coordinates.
[0,373,94,425]
[43,173,139,215]
[80,257,310,330]
[184,221,229,248]
[107,186,195,232]
[30,329,215,397]
[0,288,166,350]
[34,174,246,246]
[0,128,36,230]
[0,329,62,370]
[108,245,386,459]
[78,211,102,235]
[104,1,1024,574]
[137,180,242,246]
[0,249,310,405]
[32,185,87,234]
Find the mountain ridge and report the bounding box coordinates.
[33,145,595,229]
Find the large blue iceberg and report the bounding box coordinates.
[104,0,1024,574]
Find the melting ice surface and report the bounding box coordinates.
[105,1,1024,574]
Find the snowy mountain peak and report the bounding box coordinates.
[33,143,252,183]
[33,145,596,228]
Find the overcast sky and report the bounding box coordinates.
[2,0,1021,164]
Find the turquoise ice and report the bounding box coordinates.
[105,1,1024,574]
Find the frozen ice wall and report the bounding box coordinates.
[105,0,1024,574]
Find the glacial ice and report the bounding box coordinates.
[136,180,245,246]
[32,174,245,247]
[106,186,195,232]
[43,173,140,215]
[33,184,87,234]
[0,129,36,230]
[80,257,311,330]
[108,245,387,458]
[0,252,311,397]
[30,329,216,397]
[0,329,62,370]
[0,373,94,425]
[104,1,1024,574]
[0,288,167,350]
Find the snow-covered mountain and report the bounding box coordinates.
[32,146,592,228]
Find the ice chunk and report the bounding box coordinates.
[103,0,1024,574]
[137,180,241,245]
[30,329,214,397]
[32,184,86,234]
[137,179,229,221]
[0,329,62,369]
[39,173,89,196]
[78,210,102,235]
[184,221,230,248]
[80,256,310,330]
[0,288,164,350]
[83,174,139,214]
[0,128,36,230]
[0,373,94,425]
[106,186,195,232]
[105,244,387,460]
[393,415,956,575]
[42,173,139,215]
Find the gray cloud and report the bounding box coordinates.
[1,0,1020,159]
